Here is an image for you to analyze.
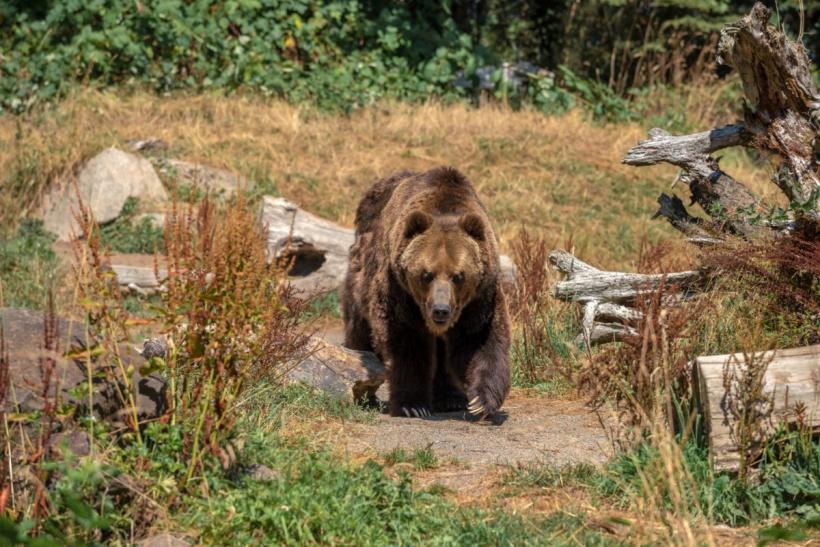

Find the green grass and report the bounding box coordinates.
[384,445,439,470]
[179,433,614,546]
[302,291,342,321]
[98,197,164,254]
[2,384,620,546]
[504,462,601,493]
[0,218,60,308]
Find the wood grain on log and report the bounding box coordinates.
[553,269,702,304]
[623,124,750,171]
[694,344,820,472]
[548,249,599,276]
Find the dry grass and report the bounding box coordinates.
[0,87,776,271]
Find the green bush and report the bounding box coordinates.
[0,0,624,119]
[0,1,478,113]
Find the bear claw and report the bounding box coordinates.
[401,405,431,418]
[467,396,487,417]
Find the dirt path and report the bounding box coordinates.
[342,390,612,502]
[348,393,611,468]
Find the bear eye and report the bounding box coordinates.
[452,272,464,285]
[421,271,434,284]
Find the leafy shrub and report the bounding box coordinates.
[0,0,697,119]
[158,194,310,480]
[0,219,60,308]
[0,1,483,113]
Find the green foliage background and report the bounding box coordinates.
[1,0,815,115]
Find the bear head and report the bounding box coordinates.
[395,210,488,336]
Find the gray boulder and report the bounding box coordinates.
[157,158,247,198]
[39,147,168,240]
[0,308,166,424]
[286,338,387,403]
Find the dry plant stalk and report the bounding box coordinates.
[721,349,774,483]
[702,221,820,329]
[582,240,708,445]
[70,183,141,439]
[0,324,10,514]
[28,293,60,523]
[160,192,309,479]
[509,229,573,384]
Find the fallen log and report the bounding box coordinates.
[259,196,518,299]
[549,250,701,347]
[694,344,820,473]
[552,269,702,304]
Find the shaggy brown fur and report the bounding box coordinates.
[342,167,511,418]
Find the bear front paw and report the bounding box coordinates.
[466,388,504,419]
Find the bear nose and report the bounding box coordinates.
[432,304,450,323]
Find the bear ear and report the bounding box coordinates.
[404,210,433,239]
[459,213,485,241]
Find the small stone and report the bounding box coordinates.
[127,138,169,155]
[138,533,189,547]
[142,337,168,359]
[50,430,91,458]
[285,339,386,403]
[247,464,281,482]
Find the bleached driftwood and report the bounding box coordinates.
[624,3,819,240]
[259,196,518,299]
[694,344,820,473]
[550,250,702,348]
[552,268,701,304]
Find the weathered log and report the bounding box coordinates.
[574,323,638,347]
[623,124,750,170]
[652,193,723,244]
[111,264,167,295]
[694,344,820,473]
[550,250,698,347]
[553,269,702,304]
[624,127,759,219]
[259,196,354,298]
[548,249,598,277]
[260,196,518,298]
[285,337,387,403]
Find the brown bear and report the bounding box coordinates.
[342,167,510,418]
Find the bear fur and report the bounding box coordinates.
[342,167,511,418]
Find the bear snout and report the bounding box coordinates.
[431,304,450,324]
